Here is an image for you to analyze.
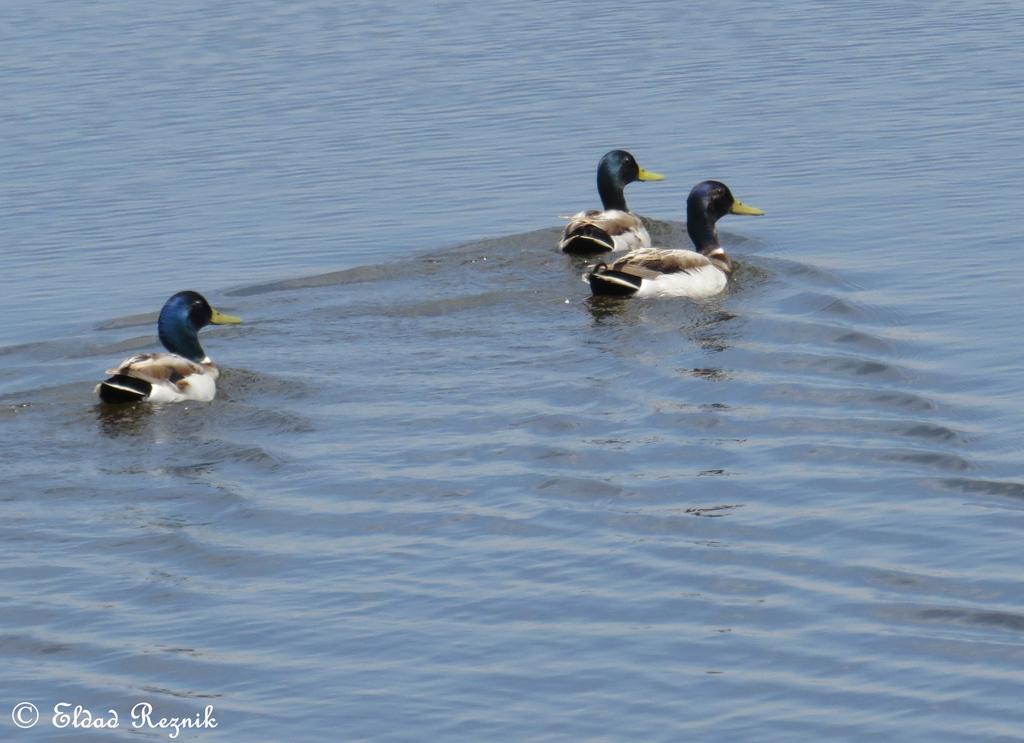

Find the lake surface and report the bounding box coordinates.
[3,1,1024,740]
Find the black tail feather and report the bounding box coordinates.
[587,265,642,297]
[97,374,152,404]
[561,224,614,254]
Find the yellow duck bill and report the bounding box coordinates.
[637,166,666,182]
[210,308,243,325]
[730,199,765,216]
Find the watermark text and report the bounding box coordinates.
[11,701,217,739]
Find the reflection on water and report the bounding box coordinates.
[94,400,158,438]
[584,295,642,322]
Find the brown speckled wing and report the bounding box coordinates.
[108,353,206,385]
[610,248,712,276]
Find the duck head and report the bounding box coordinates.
[686,180,764,254]
[596,150,665,211]
[157,291,241,363]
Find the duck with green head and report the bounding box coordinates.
[586,180,764,298]
[559,149,665,255]
[96,291,242,403]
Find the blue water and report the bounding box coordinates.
[3,1,1024,740]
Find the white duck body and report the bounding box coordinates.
[587,248,729,299]
[559,209,652,253]
[98,353,221,403]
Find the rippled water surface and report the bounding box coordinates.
[3,1,1024,741]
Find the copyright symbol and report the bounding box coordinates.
[11,702,39,729]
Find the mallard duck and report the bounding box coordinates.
[586,180,764,298]
[96,291,242,404]
[559,150,665,255]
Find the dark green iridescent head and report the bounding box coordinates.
[595,150,665,212]
[157,291,241,362]
[686,180,765,253]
